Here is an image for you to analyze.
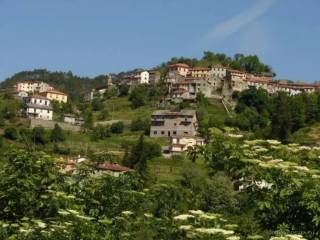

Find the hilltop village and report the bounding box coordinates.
[10,61,320,154]
[2,53,320,239]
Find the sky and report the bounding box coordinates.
[0,0,319,82]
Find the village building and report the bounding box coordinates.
[122,70,150,85]
[188,67,210,78]
[149,70,161,84]
[14,80,54,93]
[150,110,198,138]
[43,90,68,103]
[84,75,115,101]
[63,114,84,126]
[210,65,228,78]
[226,69,248,92]
[168,63,190,77]
[170,136,205,152]
[94,162,132,177]
[22,95,53,121]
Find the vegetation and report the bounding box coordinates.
[228,87,320,142]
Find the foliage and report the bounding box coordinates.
[110,121,124,134]
[50,124,65,143]
[4,127,19,140]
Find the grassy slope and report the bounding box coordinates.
[289,123,320,145]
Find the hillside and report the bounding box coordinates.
[0,69,108,101]
[0,51,274,101]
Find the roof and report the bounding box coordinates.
[169,63,190,68]
[28,94,50,100]
[95,162,132,172]
[190,67,210,71]
[152,109,196,116]
[26,103,53,110]
[45,90,67,96]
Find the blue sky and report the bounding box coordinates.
[0,0,319,82]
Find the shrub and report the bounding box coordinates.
[92,124,111,141]
[130,118,147,132]
[110,121,124,134]
[4,127,18,140]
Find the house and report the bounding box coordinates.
[149,70,161,84]
[226,69,248,92]
[94,162,132,177]
[22,95,53,121]
[43,90,68,103]
[188,67,210,78]
[122,70,150,85]
[150,110,198,138]
[84,75,116,101]
[168,63,190,77]
[210,65,228,78]
[64,114,84,126]
[14,80,54,93]
[170,136,204,152]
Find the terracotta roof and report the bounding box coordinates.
[169,63,190,68]
[190,67,210,71]
[95,162,132,172]
[45,90,67,95]
[28,94,50,100]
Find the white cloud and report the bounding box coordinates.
[206,0,277,41]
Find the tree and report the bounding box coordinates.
[91,98,104,111]
[271,92,292,141]
[50,124,65,143]
[83,111,93,130]
[31,126,48,145]
[110,121,124,134]
[92,124,111,140]
[0,150,61,220]
[4,127,18,140]
[118,84,130,97]
[130,118,147,132]
[129,86,147,108]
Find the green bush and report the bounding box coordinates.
[110,121,124,134]
[4,127,18,140]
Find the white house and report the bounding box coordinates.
[140,71,150,84]
[170,136,205,152]
[14,81,54,93]
[23,95,53,121]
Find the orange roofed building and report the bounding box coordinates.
[43,90,68,103]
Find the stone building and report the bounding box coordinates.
[150,110,198,138]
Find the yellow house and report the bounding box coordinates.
[44,90,68,103]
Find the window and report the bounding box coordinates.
[153,131,157,135]
[161,131,165,135]
[173,131,177,135]
[184,131,188,134]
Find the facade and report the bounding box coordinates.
[43,90,68,103]
[122,70,150,85]
[14,81,54,93]
[210,65,228,78]
[140,71,150,84]
[22,95,53,120]
[170,136,204,152]
[150,110,198,138]
[168,63,190,77]
[226,69,248,92]
[149,70,161,84]
[188,67,210,78]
